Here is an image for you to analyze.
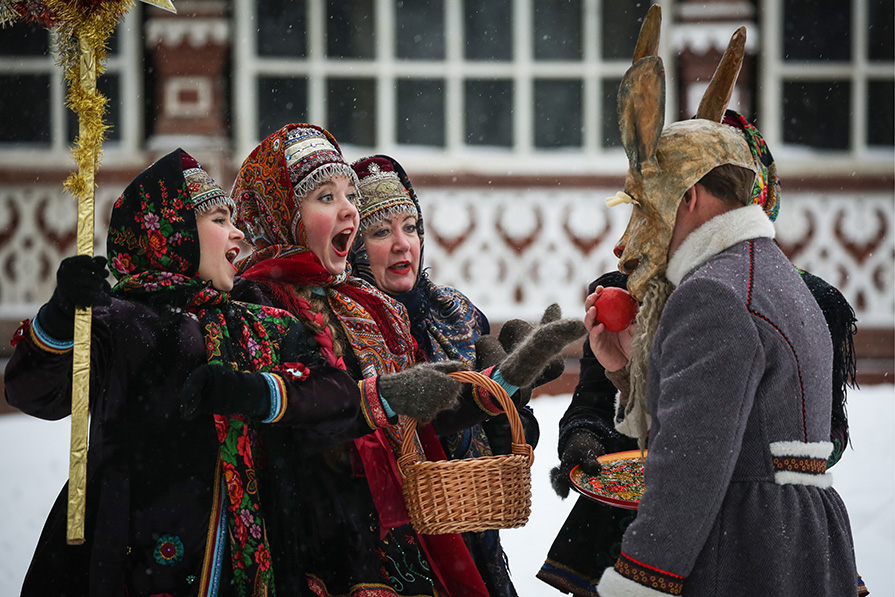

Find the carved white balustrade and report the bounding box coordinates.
[0,186,892,330]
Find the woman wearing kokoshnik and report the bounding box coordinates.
[4,148,374,596]
[349,154,566,596]
[229,123,585,596]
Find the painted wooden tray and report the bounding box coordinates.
[570,449,647,510]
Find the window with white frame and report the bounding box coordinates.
[233,0,663,173]
[0,12,141,157]
[759,0,893,162]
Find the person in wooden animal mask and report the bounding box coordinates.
[591,6,862,597]
[606,21,755,303]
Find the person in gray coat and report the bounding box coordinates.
[589,12,862,596]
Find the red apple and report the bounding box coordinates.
[594,287,639,332]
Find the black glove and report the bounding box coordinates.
[379,361,466,423]
[37,255,112,339]
[499,317,585,388]
[482,405,540,455]
[180,363,273,421]
[549,429,605,499]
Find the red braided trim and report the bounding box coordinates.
[359,378,391,429]
[472,366,504,416]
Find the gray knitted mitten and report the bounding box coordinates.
[474,334,507,370]
[499,303,566,387]
[473,334,533,407]
[499,318,586,388]
[378,361,466,423]
[539,302,562,324]
[497,318,534,353]
[498,303,563,351]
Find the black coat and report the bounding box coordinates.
[536,273,638,596]
[5,296,361,597]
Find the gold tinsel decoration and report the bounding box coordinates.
[41,0,134,199]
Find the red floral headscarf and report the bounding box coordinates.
[231,124,416,376]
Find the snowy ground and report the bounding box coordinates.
[1,386,892,596]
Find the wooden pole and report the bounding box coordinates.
[66,38,96,546]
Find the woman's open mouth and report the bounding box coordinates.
[225,248,239,265]
[388,261,411,273]
[331,229,353,256]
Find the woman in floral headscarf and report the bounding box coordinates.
[4,149,367,596]
[231,123,585,596]
[348,154,559,596]
[230,123,491,597]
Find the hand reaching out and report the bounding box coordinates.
[499,317,586,388]
[585,286,635,373]
[494,303,567,387]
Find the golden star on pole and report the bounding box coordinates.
[139,0,176,13]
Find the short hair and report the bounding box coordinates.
[697,164,755,209]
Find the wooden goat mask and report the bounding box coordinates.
[608,5,756,300]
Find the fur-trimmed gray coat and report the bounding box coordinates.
[598,205,860,596]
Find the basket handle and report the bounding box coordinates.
[397,369,534,472]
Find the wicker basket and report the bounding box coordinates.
[397,369,534,535]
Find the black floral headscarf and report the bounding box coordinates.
[106,148,296,593]
[108,150,220,305]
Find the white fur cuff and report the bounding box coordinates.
[774,470,834,488]
[770,441,834,487]
[770,440,833,459]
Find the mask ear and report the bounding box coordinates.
[696,26,747,122]
[618,56,665,176]
[632,4,661,63]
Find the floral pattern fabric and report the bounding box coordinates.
[722,110,780,222]
[106,148,305,596]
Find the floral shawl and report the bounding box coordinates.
[107,148,295,595]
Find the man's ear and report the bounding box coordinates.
[682,186,698,212]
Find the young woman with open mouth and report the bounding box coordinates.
[5,149,378,595]
[228,123,488,596]
[229,124,585,596]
